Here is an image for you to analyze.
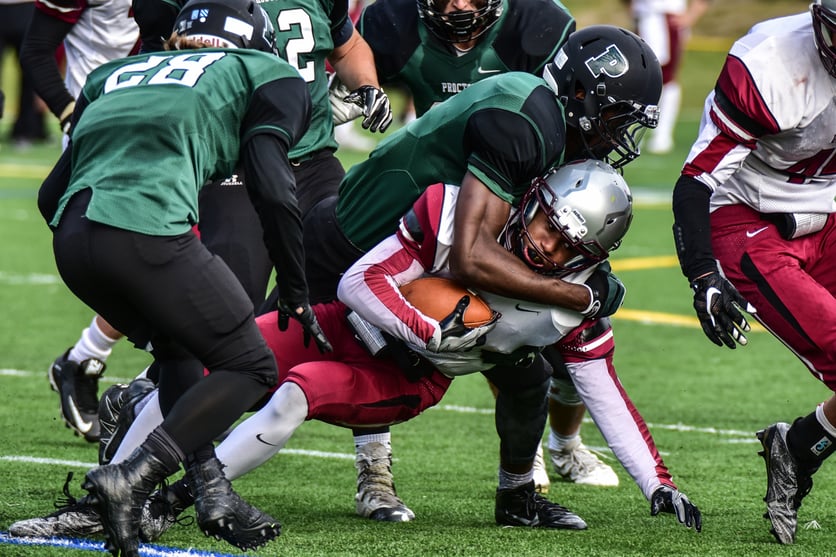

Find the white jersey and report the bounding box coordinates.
[37,0,139,98]
[338,183,594,377]
[682,13,836,215]
[630,0,687,16]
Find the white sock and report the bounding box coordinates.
[498,467,533,490]
[816,404,836,437]
[354,431,391,452]
[68,316,120,363]
[548,430,580,452]
[216,382,309,480]
[112,390,163,464]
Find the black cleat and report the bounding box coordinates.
[188,456,281,551]
[49,348,106,443]
[495,480,587,530]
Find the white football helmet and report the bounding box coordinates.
[501,159,633,276]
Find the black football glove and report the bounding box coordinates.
[277,300,333,353]
[581,261,626,319]
[427,296,500,352]
[690,271,755,349]
[344,85,393,133]
[651,485,702,532]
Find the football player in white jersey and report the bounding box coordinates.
[625,0,711,153]
[672,0,836,545]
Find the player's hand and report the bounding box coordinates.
[581,261,626,319]
[428,296,500,352]
[690,271,755,349]
[650,485,702,532]
[277,301,333,353]
[344,85,393,133]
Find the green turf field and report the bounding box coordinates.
[1,6,833,554]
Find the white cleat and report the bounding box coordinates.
[549,437,619,487]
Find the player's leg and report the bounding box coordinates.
[543,346,618,487]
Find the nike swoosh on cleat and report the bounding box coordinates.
[746,226,769,238]
[67,398,93,433]
[503,512,540,527]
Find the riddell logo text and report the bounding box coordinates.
[441,82,470,93]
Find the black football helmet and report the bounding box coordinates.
[501,159,633,276]
[173,0,277,54]
[543,25,662,168]
[417,0,503,44]
[812,0,836,77]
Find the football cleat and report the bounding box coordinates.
[49,348,106,443]
[757,422,813,545]
[98,377,156,465]
[495,480,588,529]
[139,481,194,542]
[532,443,551,494]
[355,442,415,522]
[188,456,280,551]
[9,472,103,538]
[83,447,176,557]
[549,437,619,487]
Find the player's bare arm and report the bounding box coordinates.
[450,171,590,312]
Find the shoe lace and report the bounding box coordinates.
[567,444,608,473]
[794,474,814,510]
[530,491,570,520]
[146,480,194,527]
[54,472,81,509]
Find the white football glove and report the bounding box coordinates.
[328,74,364,126]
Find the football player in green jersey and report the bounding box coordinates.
[35,0,331,554]
[358,0,574,117]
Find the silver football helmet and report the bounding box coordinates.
[812,0,836,77]
[501,159,633,276]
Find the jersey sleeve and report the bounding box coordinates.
[337,183,456,349]
[556,319,677,499]
[240,76,312,304]
[35,0,87,24]
[466,86,566,202]
[493,0,575,74]
[357,0,420,81]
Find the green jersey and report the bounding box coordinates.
[264,0,351,158]
[51,49,310,236]
[337,72,566,251]
[358,0,574,116]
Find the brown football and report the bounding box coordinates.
[399,276,494,327]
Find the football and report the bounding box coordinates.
[399,276,494,327]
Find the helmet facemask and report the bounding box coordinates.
[812,1,836,77]
[577,99,660,168]
[417,0,503,44]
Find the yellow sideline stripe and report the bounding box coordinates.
[610,255,679,272]
[615,308,766,333]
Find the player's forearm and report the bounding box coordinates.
[328,29,380,90]
[20,10,74,119]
